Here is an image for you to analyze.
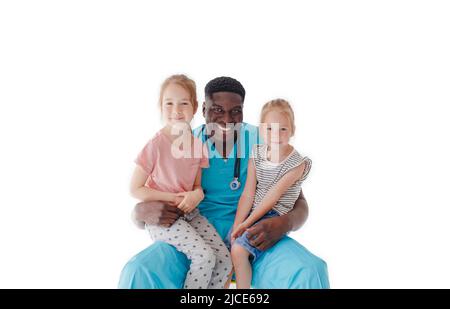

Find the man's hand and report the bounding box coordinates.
[133,200,184,229]
[245,215,290,251]
[245,191,309,250]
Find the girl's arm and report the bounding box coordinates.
[192,166,204,197]
[243,163,306,227]
[177,167,204,213]
[233,158,257,226]
[129,165,176,203]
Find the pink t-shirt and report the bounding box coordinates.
[135,130,209,193]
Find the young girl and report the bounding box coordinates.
[228,99,312,289]
[130,75,232,289]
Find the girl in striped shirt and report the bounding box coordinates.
[227,99,312,289]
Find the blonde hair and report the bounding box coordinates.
[260,99,296,135]
[158,74,198,112]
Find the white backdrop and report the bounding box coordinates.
[1,0,449,288]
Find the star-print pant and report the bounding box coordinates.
[145,211,232,289]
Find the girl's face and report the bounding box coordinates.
[161,83,195,127]
[260,110,293,147]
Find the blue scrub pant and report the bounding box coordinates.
[119,220,329,288]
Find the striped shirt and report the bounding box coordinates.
[252,144,312,215]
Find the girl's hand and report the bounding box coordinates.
[231,222,249,243]
[167,194,184,207]
[230,223,240,245]
[176,190,203,213]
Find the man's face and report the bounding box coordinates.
[202,91,244,141]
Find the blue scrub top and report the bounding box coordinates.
[192,122,260,239]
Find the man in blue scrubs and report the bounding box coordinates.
[119,77,329,288]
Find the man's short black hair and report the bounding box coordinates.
[205,76,245,102]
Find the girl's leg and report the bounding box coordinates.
[223,271,234,289]
[231,244,252,289]
[146,219,215,289]
[189,214,233,289]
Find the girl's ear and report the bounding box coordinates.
[292,125,296,136]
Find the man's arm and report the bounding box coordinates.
[245,190,309,251]
[285,190,309,231]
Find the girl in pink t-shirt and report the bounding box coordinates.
[130,75,232,289]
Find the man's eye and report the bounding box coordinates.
[165,102,173,105]
[182,102,189,105]
[281,128,287,131]
[213,108,223,113]
[231,109,242,115]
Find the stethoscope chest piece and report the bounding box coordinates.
[229,177,241,191]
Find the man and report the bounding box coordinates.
[119,77,329,288]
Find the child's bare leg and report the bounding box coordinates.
[224,269,234,289]
[231,244,252,289]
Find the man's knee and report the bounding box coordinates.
[118,257,157,289]
[118,242,189,289]
[253,238,329,288]
[290,256,329,289]
[314,256,328,274]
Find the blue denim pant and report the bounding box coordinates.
[225,209,279,262]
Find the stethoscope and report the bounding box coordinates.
[198,124,241,191]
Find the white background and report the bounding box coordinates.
[1,0,449,288]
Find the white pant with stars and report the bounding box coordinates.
[146,211,232,289]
